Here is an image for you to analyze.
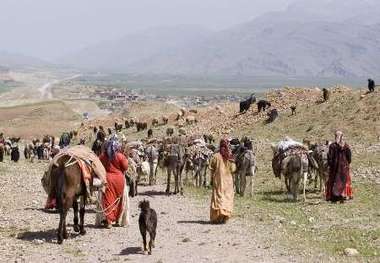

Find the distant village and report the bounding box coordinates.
[55,80,246,113]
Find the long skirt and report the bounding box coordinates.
[96,179,130,226]
[102,173,125,224]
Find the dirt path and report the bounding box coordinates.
[0,160,299,262]
[38,74,82,99]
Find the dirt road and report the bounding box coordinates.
[38,74,81,99]
[0,159,299,263]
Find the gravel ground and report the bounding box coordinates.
[0,159,301,263]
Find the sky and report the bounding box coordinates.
[0,0,295,60]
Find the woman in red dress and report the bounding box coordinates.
[326,131,353,203]
[99,136,128,228]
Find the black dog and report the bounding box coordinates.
[138,200,157,255]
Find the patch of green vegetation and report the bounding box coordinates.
[185,175,380,259]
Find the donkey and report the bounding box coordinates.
[310,142,330,195]
[160,144,185,195]
[235,144,256,196]
[51,155,87,244]
[239,93,256,113]
[0,143,4,162]
[192,151,209,188]
[281,153,309,201]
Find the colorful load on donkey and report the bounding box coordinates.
[41,145,107,209]
[271,137,310,179]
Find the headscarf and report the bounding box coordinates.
[335,130,345,147]
[105,135,121,160]
[219,139,233,161]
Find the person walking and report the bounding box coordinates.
[209,139,236,224]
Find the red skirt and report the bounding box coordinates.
[102,172,125,223]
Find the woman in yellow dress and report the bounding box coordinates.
[209,139,236,224]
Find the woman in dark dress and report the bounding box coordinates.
[326,131,353,203]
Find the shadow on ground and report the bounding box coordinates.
[119,246,143,255]
[177,220,211,225]
[17,229,57,243]
[138,190,169,197]
[24,207,58,214]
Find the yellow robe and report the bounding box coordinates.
[209,153,235,223]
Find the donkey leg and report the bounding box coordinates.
[57,208,65,244]
[240,174,247,197]
[79,196,86,235]
[179,168,184,195]
[73,199,80,233]
[202,166,207,187]
[290,176,297,201]
[174,169,179,194]
[249,167,255,197]
[62,210,68,240]
[303,172,308,202]
[250,176,254,197]
[166,170,171,194]
[234,172,239,194]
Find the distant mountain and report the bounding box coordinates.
[0,51,49,69]
[59,25,212,72]
[59,0,380,78]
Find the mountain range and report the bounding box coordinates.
[3,0,380,78]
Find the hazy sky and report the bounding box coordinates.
[0,0,295,60]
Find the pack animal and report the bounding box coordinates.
[50,155,88,244]
[234,138,256,196]
[310,142,330,195]
[239,94,256,113]
[266,109,278,123]
[147,129,153,138]
[160,144,185,195]
[0,143,4,162]
[162,116,169,125]
[115,122,123,132]
[185,116,197,125]
[272,145,318,201]
[24,143,34,160]
[323,88,330,102]
[11,144,20,162]
[257,100,271,112]
[166,127,174,137]
[290,106,297,115]
[152,118,159,127]
[136,122,148,132]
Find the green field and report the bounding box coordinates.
[73,74,366,97]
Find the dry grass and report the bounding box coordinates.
[0,100,81,138]
[185,89,380,261]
